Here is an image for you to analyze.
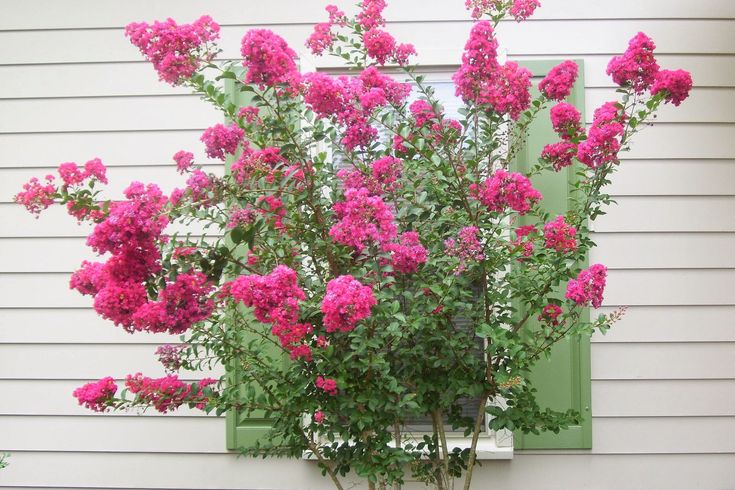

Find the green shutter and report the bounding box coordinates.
[511,60,591,450]
[223,70,281,451]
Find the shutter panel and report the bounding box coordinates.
[511,60,592,449]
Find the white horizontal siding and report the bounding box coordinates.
[2,0,734,489]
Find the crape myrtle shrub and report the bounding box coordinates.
[16,0,691,488]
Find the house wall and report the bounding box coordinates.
[1,1,734,488]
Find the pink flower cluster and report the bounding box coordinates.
[357,0,386,30]
[321,275,377,333]
[227,205,256,229]
[445,226,485,274]
[132,273,214,334]
[549,102,582,139]
[470,169,542,215]
[173,151,195,174]
[453,21,532,119]
[541,141,578,171]
[241,29,300,88]
[565,264,607,309]
[15,175,56,216]
[337,156,403,196]
[383,231,428,274]
[200,123,244,160]
[543,215,577,253]
[329,187,397,252]
[306,4,347,56]
[74,183,173,330]
[125,16,220,85]
[607,32,659,94]
[538,304,562,326]
[465,0,540,22]
[539,60,579,101]
[228,266,315,360]
[577,102,624,169]
[231,147,286,185]
[125,373,216,413]
[73,377,118,412]
[363,28,416,66]
[58,158,109,187]
[302,68,411,149]
[651,69,693,107]
[315,376,339,396]
[156,344,186,372]
[510,224,536,258]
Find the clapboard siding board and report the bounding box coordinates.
[1,123,729,168]
[4,305,735,344]
[2,341,733,381]
[3,269,735,308]
[4,230,735,274]
[4,160,735,206]
[5,195,735,238]
[3,415,735,455]
[2,0,734,30]
[592,379,735,417]
[2,453,735,490]
[0,343,222,380]
[5,378,734,418]
[2,1,734,489]
[593,305,735,343]
[0,88,728,134]
[1,20,733,66]
[1,55,730,101]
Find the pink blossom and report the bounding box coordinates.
[314,410,325,423]
[315,376,339,396]
[394,43,417,66]
[231,146,285,184]
[538,304,562,326]
[470,169,542,215]
[93,281,148,330]
[606,32,659,94]
[383,231,428,274]
[156,344,186,371]
[550,102,582,139]
[453,21,499,105]
[445,226,485,274]
[541,141,578,171]
[364,28,396,65]
[132,272,214,334]
[565,264,607,309]
[73,377,118,412]
[125,16,220,85]
[237,106,261,124]
[410,99,437,127]
[509,0,541,21]
[543,215,577,253]
[577,102,625,169]
[227,205,256,229]
[228,265,305,324]
[326,5,347,26]
[186,169,213,204]
[271,322,314,360]
[329,187,397,252]
[321,275,376,333]
[306,22,335,56]
[200,123,244,160]
[357,0,386,30]
[539,60,579,101]
[173,150,194,174]
[512,224,536,258]
[486,61,533,120]
[15,175,56,216]
[125,373,216,412]
[651,69,693,106]
[241,29,299,87]
[371,156,403,194]
[70,261,108,296]
[257,195,287,230]
[83,158,108,184]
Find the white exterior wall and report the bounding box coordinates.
[1,1,734,488]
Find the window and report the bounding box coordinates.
[225,59,591,455]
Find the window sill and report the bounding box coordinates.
[303,430,513,461]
